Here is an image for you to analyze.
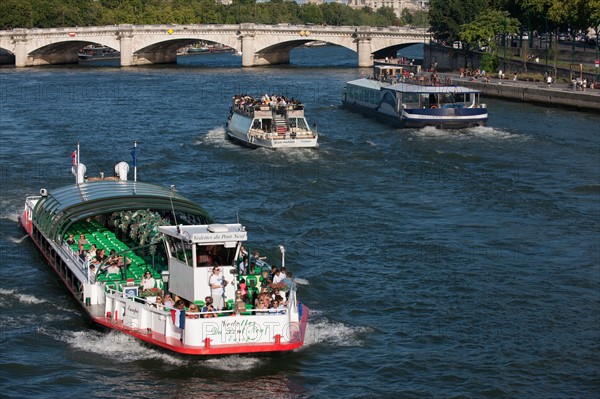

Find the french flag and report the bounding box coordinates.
[170,309,185,329]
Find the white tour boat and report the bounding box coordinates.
[226,94,318,149]
[19,144,309,355]
[343,64,488,129]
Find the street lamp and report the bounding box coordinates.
[545,16,549,74]
[161,270,170,294]
[503,18,507,73]
[596,18,599,83]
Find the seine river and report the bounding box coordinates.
[1,46,599,398]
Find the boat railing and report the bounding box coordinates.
[104,285,288,317]
[374,74,455,87]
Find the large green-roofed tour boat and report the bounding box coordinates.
[19,144,309,355]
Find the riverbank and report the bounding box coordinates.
[451,74,600,112]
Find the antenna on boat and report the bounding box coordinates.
[236,211,240,224]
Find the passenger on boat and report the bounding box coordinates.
[141,271,156,290]
[154,296,164,310]
[201,296,216,318]
[282,271,296,293]
[95,249,108,265]
[78,233,88,246]
[187,303,200,319]
[209,266,226,310]
[105,261,120,275]
[163,293,174,308]
[77,244,88,262]
[66,234,76,245]
[239,278,248,301]
[87,244,97,260]
[239,256,249,275]
[272,269,285,285]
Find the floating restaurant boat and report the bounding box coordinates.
[342,64,488,129]
[226,95,318,149]
[19,144,309,355]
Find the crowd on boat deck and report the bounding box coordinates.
[141,249,297,318]
[232,94,303,114]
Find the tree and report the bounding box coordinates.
[460,10,519,51]
[429,0,491,41]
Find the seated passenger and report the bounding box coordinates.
[66,234,76,245]
[163,293,174,308]
[105,261,120,275]
[272,269,284,285]
[95,248,108,265]
[154,296,164,310]
[86,244,97,261]
[187,303,200,319]
[201,296,217,318]
[77,244,88,262]
[141,271,156,290]
[78,233,88,246]
[88,264,97,283]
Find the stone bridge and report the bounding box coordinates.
[0,23,429,68]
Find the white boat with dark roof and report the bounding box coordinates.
[343,64,488,129]
[19,144,309,355]
[226,94,318,149]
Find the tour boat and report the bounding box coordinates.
[226,95,318,149]
[78,45,120,61]
[342,64,488,129]
[19,144,309,355]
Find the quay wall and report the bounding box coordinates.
[455,80,600,112]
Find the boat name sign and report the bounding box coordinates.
[192,232,247,243]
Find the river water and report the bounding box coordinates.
[0,46,599,398]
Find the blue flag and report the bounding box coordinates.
[130,146,138,167]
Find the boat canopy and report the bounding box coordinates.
[32,180,212,242]
[346,78,481,95]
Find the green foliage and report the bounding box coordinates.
[429,0,492,41]
[460,10,519,51]
[0,0,401,29]
[480,52,499,72]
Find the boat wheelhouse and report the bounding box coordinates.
[19,148,309,355]
[226,95,318,149]
[343,65,488,129]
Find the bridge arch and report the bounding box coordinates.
[26,40,119,66]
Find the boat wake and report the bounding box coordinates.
[63,330,187,365]
[0,288,47,305]
[194,126,238,149]
[302,311,373,348]
[294,277,309,286]
[412,125,528,141]
[203,355,264,370]
[8,234,29,244]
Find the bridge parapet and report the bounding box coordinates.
[0,24,430,68]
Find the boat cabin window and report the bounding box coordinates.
[347,85,379,105]
[289,117,308,130]
[401,92,420,105]
[196,244,237,267]
[166,236,193,266]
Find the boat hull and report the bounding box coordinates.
[226,112,318,149]
[342,100,488,129]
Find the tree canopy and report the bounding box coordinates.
[0,0,428,29]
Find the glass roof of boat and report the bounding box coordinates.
[33,180,212,241]
[346,78,480,94]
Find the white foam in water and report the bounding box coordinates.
[8,234,30,244]
[302,317,372,348]
[294,277,309,286]
[64,330,186,365]
[0,288,46,304]
[194,126,237,148]
[203,355,263,371]
[0,210,21,223]
[412,125,527,141]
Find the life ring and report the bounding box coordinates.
[431,105,438,109]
